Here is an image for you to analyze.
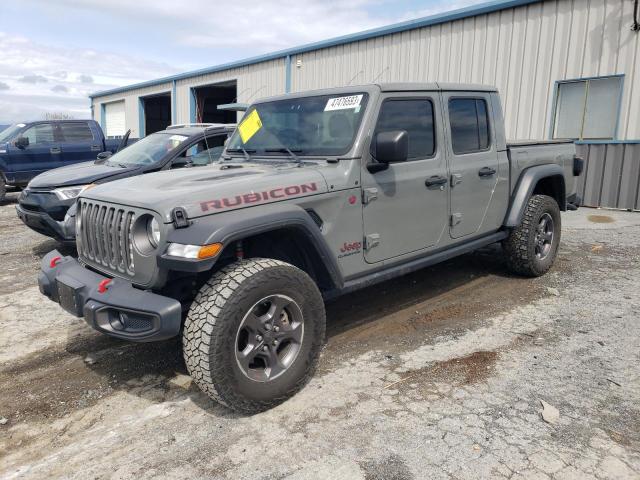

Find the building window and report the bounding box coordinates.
[552,76,623,140]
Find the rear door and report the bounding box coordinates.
[442,93,499,239]
[361,93,448,263]
[59,121,99,167]
[8,122,59,183]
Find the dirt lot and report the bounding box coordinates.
[0,191,639,480]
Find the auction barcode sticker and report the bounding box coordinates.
[324,95,363,111]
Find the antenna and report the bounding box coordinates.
[231,87,251,103]
[371,66,390,84]
[347,70,364,86]
[245,85,267,103]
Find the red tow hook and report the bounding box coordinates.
[49,256,62,268]
[97,279,112,294]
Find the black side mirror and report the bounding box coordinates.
[376,130,408,163]
[96,151,112,161]
[172,157,193,169]
[367,130,408,173]
[15,136,29,149]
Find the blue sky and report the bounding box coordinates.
[0,0,484,123]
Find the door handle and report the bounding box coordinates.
[90,145,101,151]
[425,175,448,188]
[50,147,61,154]
[478,166,496,177]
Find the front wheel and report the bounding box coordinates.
[503,194,561,277]
[183,258,326,413]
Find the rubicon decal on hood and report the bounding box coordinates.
[200,182,319,212]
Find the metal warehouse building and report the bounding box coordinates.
[91,0,640,210]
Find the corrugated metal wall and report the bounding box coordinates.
[576,143,640,210]
[290,0,640,140]
[92,83,172,138]
[174,58,286,124]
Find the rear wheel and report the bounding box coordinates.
[183,258,325,413]
[503,194,561,277]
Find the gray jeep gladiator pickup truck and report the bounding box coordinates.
[39,83,583,413]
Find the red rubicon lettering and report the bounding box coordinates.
[284,186,301,195]
[223,196,242,207]
[243,193,262,203]
[200,182,318,212]
[200,199,223,211]
[270,188,285,198]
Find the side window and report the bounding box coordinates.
[21,124,55,144]
[449,98,491,154]
[60,122,94,142]
[186,135,227,166]
[373,99,435,160]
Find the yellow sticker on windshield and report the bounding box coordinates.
[238,109,262,143]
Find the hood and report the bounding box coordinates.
[28,161,138,188]
[82,162,329,222]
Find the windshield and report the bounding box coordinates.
[106,132,190,167]
[0,124,26,143]
[225,93,368,157]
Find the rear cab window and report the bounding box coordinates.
[372,98,436,161]
[448,98,491,154]
[59,122,95,142]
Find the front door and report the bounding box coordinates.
[442,93,499,239]
[361,93,448,263]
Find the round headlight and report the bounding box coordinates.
[148,217,161,247]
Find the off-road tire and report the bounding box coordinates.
[503,194,561,277]
[0,176,6,202]
[183,258,326,413]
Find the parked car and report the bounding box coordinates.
[39,83,582,413]
[16,124,235,242]
[0,120,134,202]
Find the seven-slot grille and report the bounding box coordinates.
[78,200,136,275]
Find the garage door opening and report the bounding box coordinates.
[192,81,237,124]
[142,93,171,135]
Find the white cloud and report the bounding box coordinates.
[0,31,178,123]
[77,74,94,84]
[19,74,48,84]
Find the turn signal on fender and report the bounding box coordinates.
[197,243,223,259]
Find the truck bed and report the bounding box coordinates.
[506,139,577,200]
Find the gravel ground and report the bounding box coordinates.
[0,191,638,480]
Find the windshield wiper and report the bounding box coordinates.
[226,147,255,161]
[265,147,303,164]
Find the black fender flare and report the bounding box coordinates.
[503,164,566,227]
[162,203,344,289]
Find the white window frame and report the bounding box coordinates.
[550,75,624,141]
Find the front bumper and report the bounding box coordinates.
[39,250,182,342]
[16,191,76,242]
[16,203,75,242]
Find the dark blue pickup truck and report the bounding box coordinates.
[0,120,130,201]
